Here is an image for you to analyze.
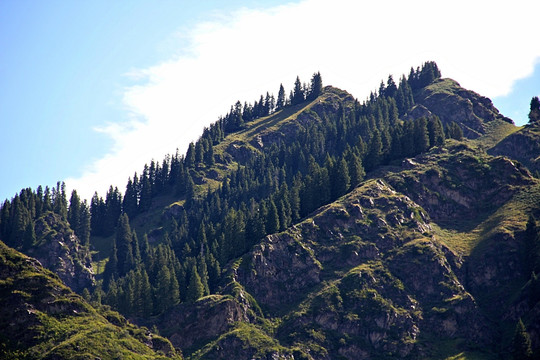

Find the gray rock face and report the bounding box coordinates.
[411,78,512,138]
[157,295,250,350]
[27,212,94,292]
[489,122,540,175]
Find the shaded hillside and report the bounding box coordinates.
[0,240,180,359]
[489,121,540,176]
[409,78,513,139]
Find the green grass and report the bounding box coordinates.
[417,338,496,360]
[0,241,180,359]
[475,119,520,149]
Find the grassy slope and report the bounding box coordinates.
[0,241,180,360]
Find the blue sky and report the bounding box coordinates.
[1,0,539,202]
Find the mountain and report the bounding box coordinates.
[1,62,540,359]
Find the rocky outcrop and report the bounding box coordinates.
[26,212,94,292]
[489,121,540,175]
[385,144,534,224]
[411,78,512,138]
[156,295,250,350]
[236,231,322,313]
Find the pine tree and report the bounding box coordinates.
[123,177,138,218]
[197,255,210,296]
[427,116,445,147]
[104,240,118,287]
[332,157,351,198]
[529,96,540,123]
[52,182,68,219]
[413,117,430,153]
[170,267,181,306]
[195,140,205,164]
[140,267,153,316]
[266,199,280,234]
[185,142,196,168]
[276,84,286,110]
[68,190,81,233]
[347,152,365,188]
[78,201,91,246]
[116,213,134,276]
[155,265,171,314]
[308,72,323,100]
[186,265,204,303]
[204,141,215,166]
[385,75,397,98]
[512,319,532,360]
[364,130,383,171]
[292,76,304,105]
[22,221,36,251]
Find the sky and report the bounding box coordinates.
[1,0,539,202]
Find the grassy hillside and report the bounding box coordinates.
[0,240,181,359]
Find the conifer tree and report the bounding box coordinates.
[22,221,36,251]
[104,240,118,287]
[139,173,152,212]
[529,96,540,123]
[186,265,204,303]
[197,255,210,296]
[123,177,138,218]
[68,190,81,233]
[52,182,68,220]
[332,158,351,198]
[195,140,204,164]
[347,152,365,188]
[140,267,153,316]
[413,117,430,153]
[276,84,286,110]
[308,72,323,100]
[106,278,118,308]
[170,267,181,306]
[427,116,445,147]
[78,201,91,246]
[266,199,280,234]
[364,130,383,171]
[204,141,215,166]
[185,142,196,168]
[512,319,532,360]
[385,75,397,98]
[116,213,134,276]
[155,265,171,314]
[292,76,304,105]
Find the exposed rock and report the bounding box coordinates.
[236,231,322,313]
[413,78,512,139]
[27,212,94,292]
[156,295,250,350]
[489,121,540,174]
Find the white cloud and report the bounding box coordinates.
[66,0,540,200]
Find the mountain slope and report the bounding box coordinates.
[150,76,540,359]
[0,240,180,359]
[489,121,540,176]
[2,62,540,359]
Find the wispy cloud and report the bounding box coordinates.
[66,0,540,199]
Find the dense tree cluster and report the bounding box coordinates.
[0,182,90,250]
[1,62,453,318]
